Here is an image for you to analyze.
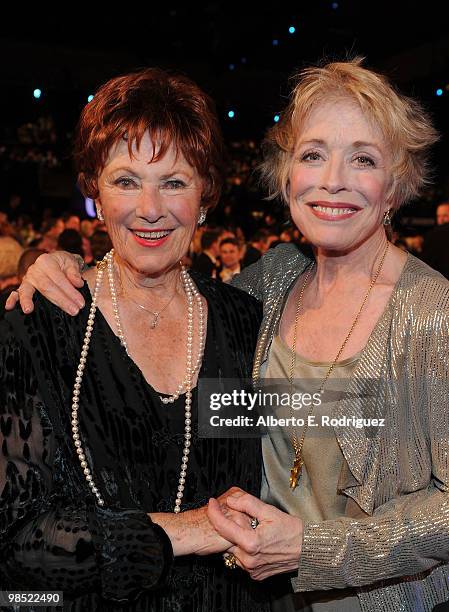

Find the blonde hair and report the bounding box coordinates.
[260,58,439,210]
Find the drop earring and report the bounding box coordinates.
[198,207,207,225]
[383,209,391,226]
[97,207,104,222]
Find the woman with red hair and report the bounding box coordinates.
[0,68,268,611]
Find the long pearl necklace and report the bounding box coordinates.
[70,249,205,512]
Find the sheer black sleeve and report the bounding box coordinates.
[0,318,173,603]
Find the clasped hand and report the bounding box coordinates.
[208,488,303,581]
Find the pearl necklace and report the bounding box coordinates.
[70,249,205,512]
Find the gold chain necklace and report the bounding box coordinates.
[288,241,389,489]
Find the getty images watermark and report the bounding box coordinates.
[197,378,387,438]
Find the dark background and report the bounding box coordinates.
[1,2,449,225]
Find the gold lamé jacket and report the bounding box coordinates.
[232,244,449,612]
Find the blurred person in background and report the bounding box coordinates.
[17,248,46,282]
[0,236,23,294]
[80,220,94,264]
[421,200,449,278]
[37,217,65,252]
[90,229,113,265]
[57,228,84,258]
[436,201,449,225]
[219,237,242,282]
[192,227,223,277]
[64,214,81,232]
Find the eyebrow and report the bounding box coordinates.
[297,139,383,153]
[108,166,193,178]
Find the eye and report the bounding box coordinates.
[163,179,186,190]
[114,177,137,188]
[354,155,375,167]
[301,150,322,162]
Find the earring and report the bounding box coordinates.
[383,209,392,226]
[96,207,104,222]
[198,207,207,226]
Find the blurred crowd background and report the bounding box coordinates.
[1,114,448,294]
[1,3,449,293]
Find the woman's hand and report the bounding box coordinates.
[207,489,303,580]
[150,487,251,557]
[5,251,86,315]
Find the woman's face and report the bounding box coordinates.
[288,98,392,254]
[96,133,203,277]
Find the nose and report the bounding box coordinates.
[320,155,347,194]
[135,185,166,223]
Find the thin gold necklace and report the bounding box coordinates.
[118,269,179,329]
[288,241,389,490]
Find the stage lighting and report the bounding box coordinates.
[229,63,235,71]
[272,39,279,46]
[85,198,96,218]
[274,114,280,123]
[288,26,296,34]
[33,89,42,99]
[332,2,339,8]
[227,110,235,119]
[87,95,94,102]
[436,88,443,96]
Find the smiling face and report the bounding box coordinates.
[95,132,203,277]
[288,98,392,254]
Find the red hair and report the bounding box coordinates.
[74,68,225,208]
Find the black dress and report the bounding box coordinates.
[0,272,269,612]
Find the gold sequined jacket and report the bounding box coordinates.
[232,244,449,612]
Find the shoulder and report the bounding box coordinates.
[260,243,311,271]
[231,243,312,300]
[403,254,449,311]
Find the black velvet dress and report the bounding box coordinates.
[0,272,269,612]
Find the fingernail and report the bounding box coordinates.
[76,300,85,309]
[23,306,31,314]
[69,306,79,316]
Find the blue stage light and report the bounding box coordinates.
[85,198,96,218]
[87,94,94,102]
[228,110,235,119]
[332,2,339,8]
[274,114,280,123]
[33,88,42,99]
[272,39,279,46]
[288,26,296,34]
[436,88,443,96]
[229,63,235,71]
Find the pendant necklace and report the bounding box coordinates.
[288,242,389,490]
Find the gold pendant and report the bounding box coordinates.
[290,453,303,489]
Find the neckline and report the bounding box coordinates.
[79,276,211,398]
[276,250,410,368]
[274,333,362,367]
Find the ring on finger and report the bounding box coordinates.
[250,517,259,529]
[223,552,238,569]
